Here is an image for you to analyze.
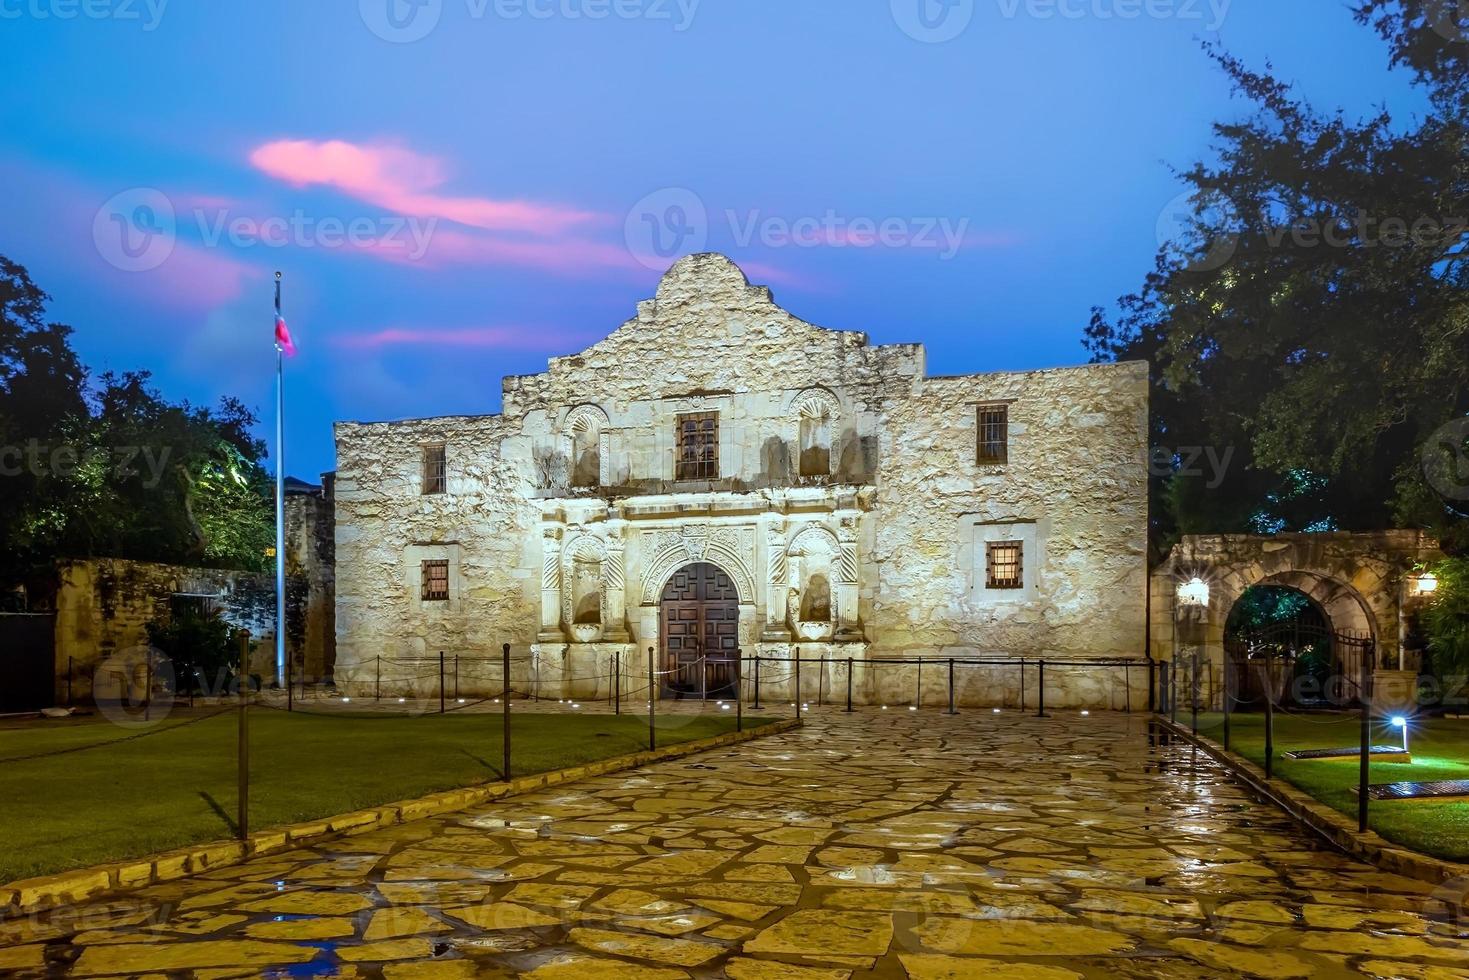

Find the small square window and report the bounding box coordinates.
[421,560,450,601]
[422,444,446,495]
[986,541,1023,589]
[675,412,719,481]
[977,405,1008,464]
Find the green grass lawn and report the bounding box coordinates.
[0,708,767,882]
[1188,711,1469,861]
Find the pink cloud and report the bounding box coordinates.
[334,325,593,352]
[133,242,262,310]
[249,139,600,236]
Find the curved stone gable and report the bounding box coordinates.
[509,254,907,414]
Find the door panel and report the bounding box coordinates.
[660,562,740,697]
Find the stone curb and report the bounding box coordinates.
[1157,716,1469,886]
[0,717,801,916]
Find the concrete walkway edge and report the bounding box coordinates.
[1156,715,1469,885]
[0,717,801,916]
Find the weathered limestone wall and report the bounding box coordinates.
[53,559,280,702]
[869,364,1149,659]
[333,412,541,696]
[285,479,337,681]
[333,254,1150,708]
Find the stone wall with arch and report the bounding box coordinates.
[1150,531,1443,706]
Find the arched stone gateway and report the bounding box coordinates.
[1150,532,1442,710]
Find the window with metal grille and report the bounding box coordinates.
[422,444,447,495]
[675,411,719,481]
[986,541,1023,589]
[977,405,1008,464]
[421,560,450,601]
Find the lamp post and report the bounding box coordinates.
[1392,715,1409,755]
[1175,576,1210,722]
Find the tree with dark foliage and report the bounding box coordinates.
[1085,0,1467,663]
[0,257,273,589]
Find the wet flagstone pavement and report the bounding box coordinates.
[4,709,1469,978]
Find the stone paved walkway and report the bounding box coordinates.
[3,709,1468,978]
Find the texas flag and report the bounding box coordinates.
[274,314,297,357]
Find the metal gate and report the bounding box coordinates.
[0,613,56,712]
[1226,621,1374,708]
[659,562,739,699]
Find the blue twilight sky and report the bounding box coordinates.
[0,0,1429,480]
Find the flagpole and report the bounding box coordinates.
[274,271,286,689]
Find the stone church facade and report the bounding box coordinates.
[333,254,1149,706]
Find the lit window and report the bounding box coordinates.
[422,444,446,495]
[977,405,1008,464]
[675,412,719,481]
[421,560,450,601]
[986,541,1023,589]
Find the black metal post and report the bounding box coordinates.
[1191,647,1199,735]
[1263,665,1275,780]
[1170,656,1178,724]
[286,653,293,712]
[439,652,446,714]
[1147,657,1156,713]
[1222,656,1232,751]
[614,651,621,716]
[502,643,511,779]
[915,656,922,709]
[946,658,956,715]
[736,648,743,733]
[818,654,825,707]
[1124,662,1132,714]
[375,655,380,701]
[1020,659,1026,712]
[144,657,153,722]
[753,655,761,709]
[648,646,656,751]
[455,655,460,700]
[1036,659,1048,718]
[700,640,707,704]
[795,646,802,720]
[67,657,73,707]
[846,657,854,712]
[1359,657,1373,833]
[237,630,249,840]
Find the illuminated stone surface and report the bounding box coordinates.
[5,710,1467,977]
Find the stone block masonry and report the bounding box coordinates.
[52,480,335,701]
[334,254,1149,708]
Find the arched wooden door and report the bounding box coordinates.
[660,562,740,698]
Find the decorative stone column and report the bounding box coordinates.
[834,513,862,641]
[763,519,792,640]
[538,526,566,643]
[603,522,630,642]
